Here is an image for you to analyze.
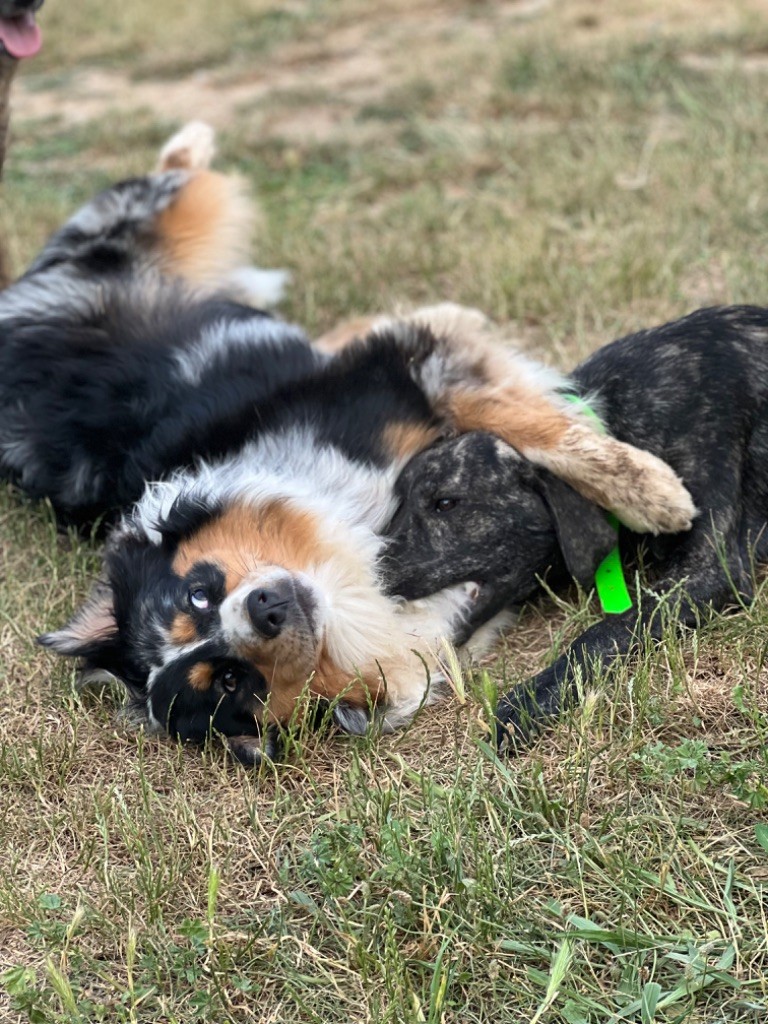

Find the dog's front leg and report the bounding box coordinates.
[396,304,696,535]
[496,530,754,752]
[495,610,642,752]
[333,583,491,735]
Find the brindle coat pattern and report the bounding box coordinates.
[381,306,768,747]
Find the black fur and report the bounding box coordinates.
[0,290,318,526]
[5,134,698,764]
[381,306,768,748]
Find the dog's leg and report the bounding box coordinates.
[12,123,262,303]
[495,523,753,751]
[329,582,487,735]
[385,304,696,535]
[0,55,17,288]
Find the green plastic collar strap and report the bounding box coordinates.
[594,512,633,615]
[563,394,633,615]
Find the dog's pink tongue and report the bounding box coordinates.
[0,13,42,59]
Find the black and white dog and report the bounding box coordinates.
[381,308,768,747]
[0,124,696,762]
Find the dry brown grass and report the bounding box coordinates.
[1,1,768,1021]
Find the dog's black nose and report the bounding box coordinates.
[246,588,289,639]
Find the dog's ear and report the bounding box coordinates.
[37,582,118,659]
[536,473,618,588]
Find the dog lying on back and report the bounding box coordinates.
[381,307,768,747]
[0,0,43,286]
[1,124,696,763]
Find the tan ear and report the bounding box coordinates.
[37,582,117,657]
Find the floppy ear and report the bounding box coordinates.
[37,582,118,659]
[536,473,618,589]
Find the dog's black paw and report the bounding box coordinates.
[495,667,566,755]
[224,724,283,766]
[332,701,372,735]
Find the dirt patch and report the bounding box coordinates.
[16,0,764,142]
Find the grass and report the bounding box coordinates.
[2,1,768,1020]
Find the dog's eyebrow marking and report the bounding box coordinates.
[172,500,331,578]
[170,613,198,645]
[189,662,213,691]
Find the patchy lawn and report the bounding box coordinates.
[1,1,768,1021]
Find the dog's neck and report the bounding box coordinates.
[0,52,17,288]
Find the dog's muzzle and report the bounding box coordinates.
[221,572,318,648]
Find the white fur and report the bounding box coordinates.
[226,266,291,308]
[156,121,216,172]
[172,317,301,386]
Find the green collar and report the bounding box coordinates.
[563,394,633,615]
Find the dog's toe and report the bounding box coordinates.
[332,701,371,736]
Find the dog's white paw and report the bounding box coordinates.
[407,302,492,339]
[157,121,216,172]
[613,446,697,535]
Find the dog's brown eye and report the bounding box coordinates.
[433,497,458,514]
[218,667,239,693]
[189,587,210,611]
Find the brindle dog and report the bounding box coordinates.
[381,306,768,749]
[0,0,43,286]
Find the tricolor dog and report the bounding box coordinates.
[0,125,695,762]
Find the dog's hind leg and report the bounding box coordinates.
[156,121,217,173]
[154,121,289,303]
[387,304,696,535]
[495,517,753,752]
[12,123,272,307]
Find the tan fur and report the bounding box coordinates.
[404,302,696,534]
[169,613,198,645]
[156,170,255,288]
[448,386,568,451]
[314,314,388,354]
[188,662,213,692]
[527,424,697,535]
[255,653,385,726]
[173,500,332,584]
[382,421,442,461]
